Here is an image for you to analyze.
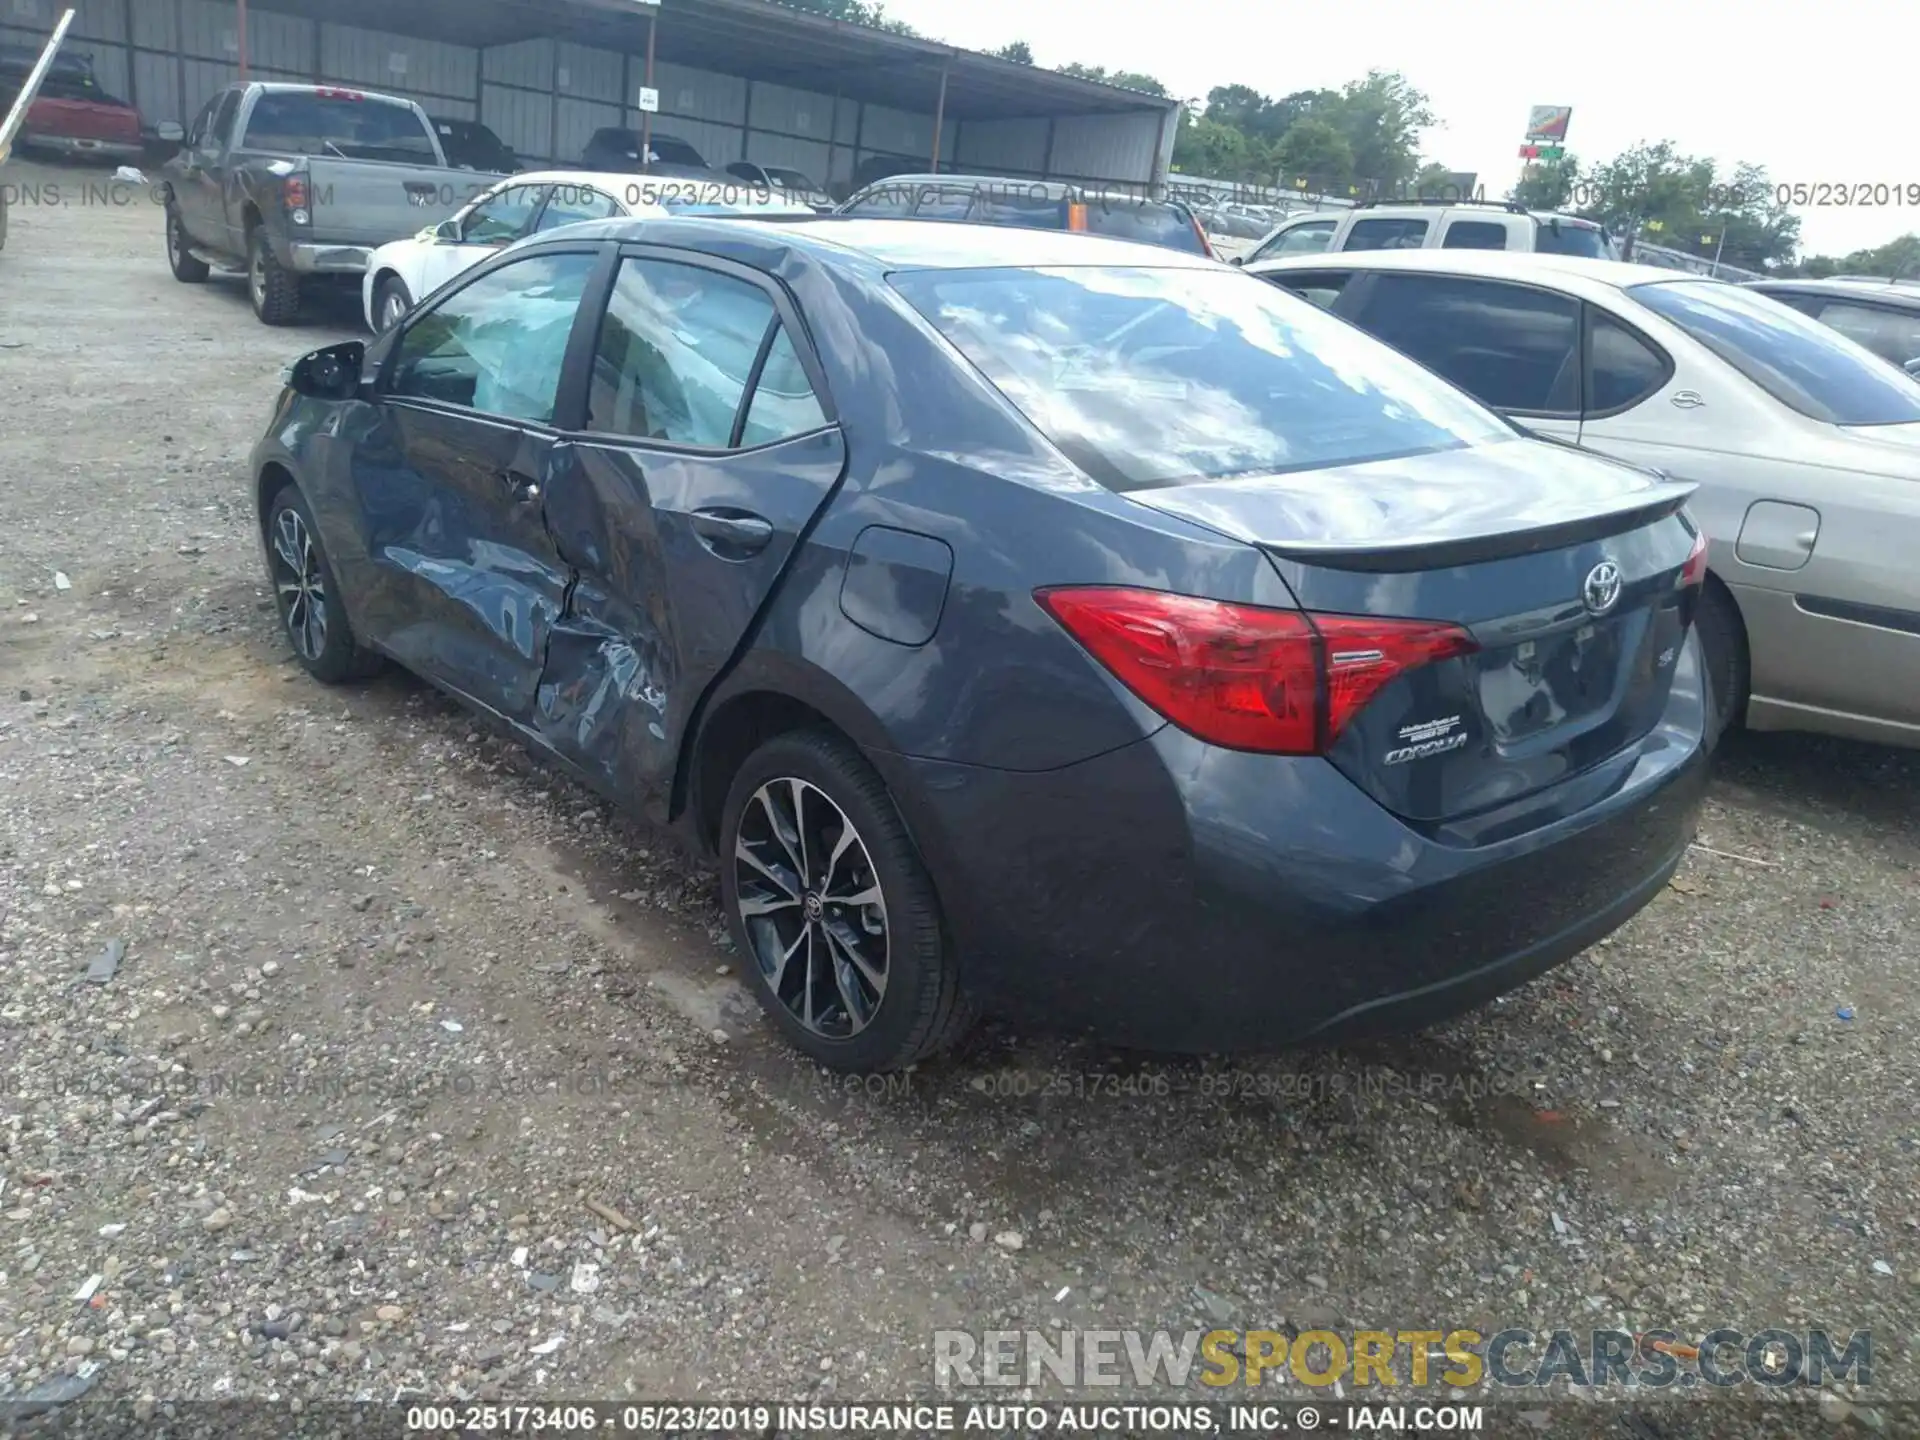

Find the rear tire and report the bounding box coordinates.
[264,484,382,684]
[248,225,301,325]
[720,729,972,1073]
[1695,579,1749,739]
[166,206,209,283]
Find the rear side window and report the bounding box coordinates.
[463,185,547,244]
[1586,310,1670,412]
[1631,279,1920,426]
[739,327,829,447]
[1346,217,1429,251]
[1442,220,1510,250]
[1534,219,1612,258]
[587,259,799,448]
[1347,273,1580,414]
[890,265,1515,492]
[1084,200,1208,254]
[1264,270,1353,311]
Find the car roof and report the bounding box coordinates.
[1248,248,1683,290]
[1748,277,1920,307]
[549,215,1221,270]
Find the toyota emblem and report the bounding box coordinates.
[1583,560,1623,616]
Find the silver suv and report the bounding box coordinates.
[1234,198,1618,267]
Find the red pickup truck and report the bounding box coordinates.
[0,46,145,164]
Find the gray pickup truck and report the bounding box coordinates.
[159,83,490,325]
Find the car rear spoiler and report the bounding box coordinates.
[0,6,76,165]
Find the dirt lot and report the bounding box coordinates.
[1,158,1916,1435]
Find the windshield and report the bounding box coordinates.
[648,136,708,168]
[1535,219,1612,258]
[1631,279,1920,426]
[766,168,821,193]
[891,265,1517,492]
[245,92,437,161]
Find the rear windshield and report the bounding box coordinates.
[648,136,708,168]
[244,92,437,161]
[1082,198,1208,254]
[891,265,1516,492]
[1534,218,1612,258]
[1631,279,1920,426]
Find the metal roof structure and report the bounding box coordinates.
[243,0,1181,122]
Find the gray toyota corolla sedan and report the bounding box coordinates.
[251,216,1713,1072]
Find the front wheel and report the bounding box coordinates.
[248,226,301,325]
[719,729,971,1072]
[373,274,413,334]
[264,485,382,684]
[166,206,209,282]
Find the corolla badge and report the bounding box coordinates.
[1583,560,1623,617]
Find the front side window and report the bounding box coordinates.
[587,259,785,447]
[1814,300,1920,368]
[914,185,978,219]
[1345,217,1430,251]
[890,264,1515,493]
[389,252,596,422]
[1346,274,1580,414]
[1630,279,1920,426]
[1254,220,1337,261]
[210,90,242,148]
[463,185,547,244]
[536,185,622,232]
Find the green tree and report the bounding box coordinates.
[1203,84,1272,136]
[991,40,1033,64]
[779,0,917,33]
[1793,233,1920,279]
[1323,70,1434,192]
[1509,156,1580,211]
[1270,118,1354,192]
[1173,111,1256,180]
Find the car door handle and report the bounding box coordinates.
[690,509,774,557]
[499,469,540,503]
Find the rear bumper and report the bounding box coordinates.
[18,133,144,162]
[873,638,1712,1053]
[286,241,373,275]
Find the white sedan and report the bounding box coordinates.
[361,169,815,332]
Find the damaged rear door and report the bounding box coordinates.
[535,246,846,803]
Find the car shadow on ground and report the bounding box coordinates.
[1710,725,1919,837]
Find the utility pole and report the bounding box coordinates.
[236,0,249,83]
[639,6,656,170]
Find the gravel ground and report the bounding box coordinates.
[0,158,1915,1437]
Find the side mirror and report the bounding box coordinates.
[287,341,366,400]
[155,121,185,142]
[1229,255,1244,267]
[432,219,459,242]
[1905,357,1920,377]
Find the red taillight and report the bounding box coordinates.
[1679,528,1709,588]
[1034,586,1477,755]
[284,175,308,209]
[315,87,365,101]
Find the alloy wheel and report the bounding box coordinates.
[166,216,180,262]
[250,245,267,305]
[733,777,889,1039]
[269,507,328,662]
[380,290,407,331]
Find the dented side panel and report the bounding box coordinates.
[536,427,849,802]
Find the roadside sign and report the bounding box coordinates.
[637,86,659,113]
[1524,106,1573,143]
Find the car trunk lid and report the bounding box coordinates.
[1130,438,1702,826]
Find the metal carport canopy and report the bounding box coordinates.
[240,0,1179,124]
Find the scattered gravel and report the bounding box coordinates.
[0,157,1914,1436]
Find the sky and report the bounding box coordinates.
[879,0,1915,258]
